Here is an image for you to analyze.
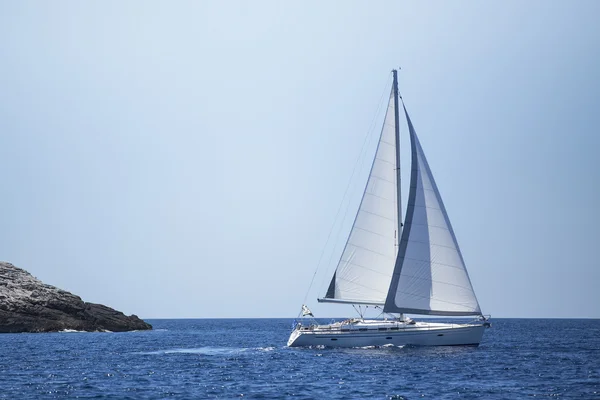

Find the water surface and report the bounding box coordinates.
[0,318,598,399]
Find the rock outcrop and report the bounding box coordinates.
[0,262,152,333]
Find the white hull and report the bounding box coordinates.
[287,320,486,348]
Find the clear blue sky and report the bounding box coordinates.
[1,1,599,318]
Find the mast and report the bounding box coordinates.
[392,70,402,240]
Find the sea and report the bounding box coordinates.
[0,318,598,399]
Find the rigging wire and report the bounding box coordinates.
[298,72,393,317]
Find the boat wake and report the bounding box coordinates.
[137,346,277,356]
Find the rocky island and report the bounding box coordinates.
[0,262,152,333]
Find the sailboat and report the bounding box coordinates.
[288,70,490,348]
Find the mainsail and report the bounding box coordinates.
[319,89,399,305]
[383,103,481,316]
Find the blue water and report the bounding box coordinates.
[0,319,598,399]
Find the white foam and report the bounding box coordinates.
[138,347,244,356]
[352,344,405,350]
[137,346,280,356]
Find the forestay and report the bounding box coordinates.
[383,104,481,316]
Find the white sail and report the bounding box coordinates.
[320,89,398,305]
[384,104,481,316]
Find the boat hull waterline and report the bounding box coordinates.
[287,321,486,348]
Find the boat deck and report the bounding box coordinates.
[298,319,474,333]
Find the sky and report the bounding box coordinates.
[1,1,599,319]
